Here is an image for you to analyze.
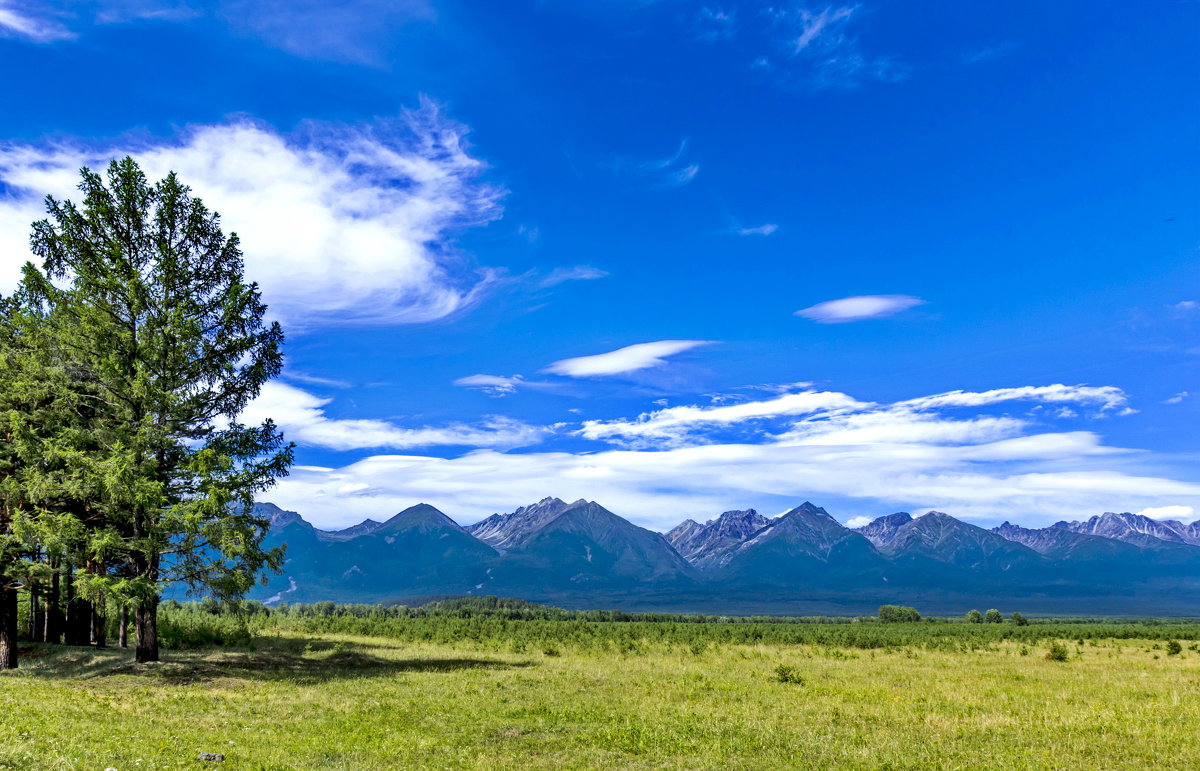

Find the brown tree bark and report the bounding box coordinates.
[0,584,17,669]
[63,568,76,645]
[29,584,42,642]
[118,606,128,648]
[44,566,60,644]
[92,605,106,648]
[134,596,159,663]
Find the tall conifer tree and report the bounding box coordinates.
[22,158,292,663]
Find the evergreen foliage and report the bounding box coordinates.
[1,158,292,664]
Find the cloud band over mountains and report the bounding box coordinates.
[249,380,1200,532]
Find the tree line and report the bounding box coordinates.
[0,159,292,667]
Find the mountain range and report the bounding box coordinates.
[249,499,1200,615]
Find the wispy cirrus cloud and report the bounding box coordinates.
[607,139,700,189]
[734,223,778,236]
[452,374,562,397]
[796,294,926,323]
[767,3,907,87]
[0,2,72,40]
[537,265,609,288]
[217,0,433,65]
[543,340,714,378]
[0,1,432,63]
[0,99,504,327]
[694,5,736,42]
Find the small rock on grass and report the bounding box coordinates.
[197,752,225,762]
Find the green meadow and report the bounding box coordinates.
[3,603,1200,770]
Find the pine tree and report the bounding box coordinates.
[22,158,293,663]
[0,294,76,667]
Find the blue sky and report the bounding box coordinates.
[1,0,1197,530]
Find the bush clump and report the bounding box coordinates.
[1045,642,1070,662]
[773,664,805,685]
[1166,640,1183,656]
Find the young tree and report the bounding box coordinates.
[1011,611,1029,626]
[965,609,983,624]
[985,608,1003,624]
[22,158,293,663]
[877,604,921,623]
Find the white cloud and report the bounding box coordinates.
[257,378,1200,531]
[0,1,431,62]
[240,382,548,451]
[581,390,866,447]
[453,374,524,396]
[544,340,713,378]
[790,5,854,53]
[283,372,352,389]
[608,139,700,189]
[265,438,1200,532]
[898,384,1130,414]
[538,265,609,288]
[1165,391,1189,405]
[1136,505,1196,523]
[736,223,778,236]
[0,101,503,327]
[765,4,907,88]
[845,515,872,528]
[217,0,433,65]
[0,3,73,40]
[694,6,736,42]
[577,382,1137,450]
[796,294,925,323]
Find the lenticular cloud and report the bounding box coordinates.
[0,100,503,326]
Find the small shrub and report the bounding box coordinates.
[1011,612,1029,626]
[773,665,805,685]
[542,647,560,657]
[1045,642,1070,662]
[1166,640,1183,656]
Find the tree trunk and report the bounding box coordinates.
[118,606,128,648]
[135,596,159,663]
[44,566,60,644]
[0,584,17,669]
[29,584,42,642]
[75,599,92,646]
[92,605,106,648]
[63,566,76,645]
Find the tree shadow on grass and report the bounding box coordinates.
[9,639,536,685]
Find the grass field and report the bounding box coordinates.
[3,616,1200,770]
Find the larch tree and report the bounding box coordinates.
[21,157,293,663]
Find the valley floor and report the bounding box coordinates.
[2,632,1198,769]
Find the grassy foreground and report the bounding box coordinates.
[2,628,1199,770]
